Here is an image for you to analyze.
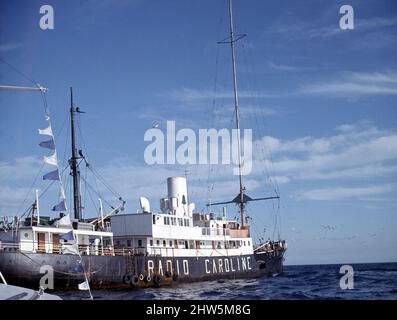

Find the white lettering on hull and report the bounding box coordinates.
[203,256,253,275]
[166,260,172,273]
[218,259,224,273]
[158,260,163,276]
[146,256,252,277]
[183,260,189,275]
[242,257,247,270]
[205,259,210,274]
[224,259,230,272]
[147,259,189,275]
[148,260,154,275]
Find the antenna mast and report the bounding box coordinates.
[70,87,82,221]
[228,0,246,227]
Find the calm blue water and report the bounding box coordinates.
[57,262,397,300]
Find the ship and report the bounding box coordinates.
[0,0,287,291]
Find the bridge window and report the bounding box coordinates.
[138,239,142,247]
[150,239,153,246]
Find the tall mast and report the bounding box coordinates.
[228,0,245,227]
[206,2,280,225]
[70,87,82,221]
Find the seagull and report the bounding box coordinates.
[153,123,159,128]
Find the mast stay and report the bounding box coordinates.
[208,0,279,228]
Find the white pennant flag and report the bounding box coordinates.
[43,152,57,166]
[61,243,79,255]
[59,186,66,199]
[38,125,53,137]
[54,214,72,227]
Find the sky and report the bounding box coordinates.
[0,0,396,265]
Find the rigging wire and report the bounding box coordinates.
[85,181,99,215]
[238,38,283,241]
[80,175,115,211]
[0,57,40,88]
[15,162,45,217]
[76,113,122,200]
[205,1,229,211]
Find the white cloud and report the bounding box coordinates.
[164,87,274,103]
[356,15,397,30]
[301,82,397,95]
[268,14,397,41]
[214,104,276,119]
[350,71,397,84]
[296,184,397,201]
[0,43,23,52]
[267,62,300,72]
[253,122,397,187]
[0,156,41,181]
[2,122,396,214]
[299,71,397,96]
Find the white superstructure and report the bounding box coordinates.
[111,177,254,258]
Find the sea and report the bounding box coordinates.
[56,262,397,300]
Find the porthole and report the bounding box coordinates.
[24,233,29,238]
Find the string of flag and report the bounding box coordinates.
[38,113,67,212]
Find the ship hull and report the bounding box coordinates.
[0,250,284,290]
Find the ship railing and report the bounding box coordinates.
[111,246,177,257]
[0,241,117,256]
[0,241,20,252]
[77,244,114,256]
[113,247,147,256]
[0,240,152,256]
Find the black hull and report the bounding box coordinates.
[0,250,285,290]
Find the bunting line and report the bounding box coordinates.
[43,169,59,181]
[38,125,53,137]
[39,138,55,150]
[43,151,58,166]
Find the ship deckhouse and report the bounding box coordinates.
[111,177,254,258]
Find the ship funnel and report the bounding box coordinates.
[139,196,151,213]
[167,177,188,216]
